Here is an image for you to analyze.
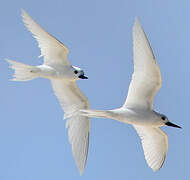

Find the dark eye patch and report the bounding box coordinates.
[161,117,166,120]
[74,70,78,74]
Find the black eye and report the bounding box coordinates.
[161,116,166,120]
[74,70,78,74]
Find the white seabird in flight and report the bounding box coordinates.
[7,10,89,175]
[81,18,181,171]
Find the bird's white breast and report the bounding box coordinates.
[37,64,74,80]
[110,108,162,127]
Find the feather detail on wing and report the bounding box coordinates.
[51,79,90,175]
[124,18,161,110]
[21,10,69,66]
[134,126,168,171]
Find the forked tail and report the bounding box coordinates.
[6,59,39,81]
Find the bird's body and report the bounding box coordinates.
[86,108,165,127]
[80,18,181,171]
[7,10,89,175]
[7,58,86,81]
[35,64,78,80]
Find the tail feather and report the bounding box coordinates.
[80,109,111,119]
[6,59,39,81]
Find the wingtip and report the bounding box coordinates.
[76,156,86,176]
[133,17,142,29]
[21,9,31,23]
[79,169,84,176]
[21,9,27,17]
[134,16,139,22]
[21,8,25,13]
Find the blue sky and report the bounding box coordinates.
[0,0,189,179]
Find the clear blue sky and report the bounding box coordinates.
[0,0,188,179]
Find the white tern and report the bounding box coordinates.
[7,10,89,175]
[80,18,181,171]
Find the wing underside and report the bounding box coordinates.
[51,79,90,175]
[134,126,168,171]
[124,18,162,110]
[21,10,70,65]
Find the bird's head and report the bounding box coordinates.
[158,114,181,128]
[72,66,88,80]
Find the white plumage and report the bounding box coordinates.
[7,10,89,175]
[21,9,69,66]
[51,80,90,174]
[124,18,162,110]
[80,18,181,171]
[134,126,168,171]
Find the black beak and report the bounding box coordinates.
[165,121,181,128]
[78,75,88,79]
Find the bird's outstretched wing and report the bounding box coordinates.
[134,126,168,171]
[123,18,162,110]
[21,10,69,66]
[51,79,90,175]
